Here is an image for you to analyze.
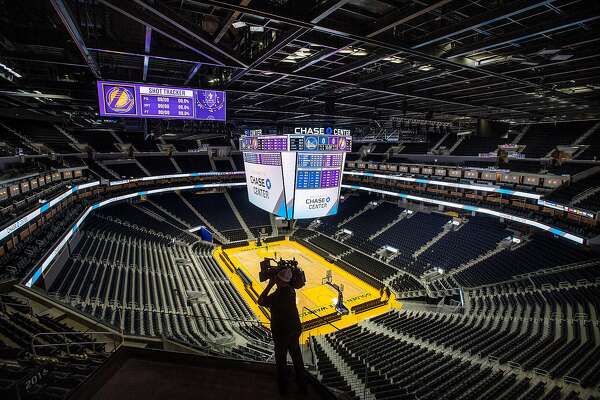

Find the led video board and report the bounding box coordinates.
[97,80,226,121]
[240,134,351,219]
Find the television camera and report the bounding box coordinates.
[259,257,306,289]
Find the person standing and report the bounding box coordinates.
[258,268,306,396]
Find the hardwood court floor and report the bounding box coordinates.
[214,239,400,340]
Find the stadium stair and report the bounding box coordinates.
[429,130,452,153]
[146,198,191,229]
[170,156,183,173]
[0,122,42,154]
[224,191,254,239]
[368,210,407,240]
[176,192,229,243]
[177,192,229,243]
[411,221,453,258]
[571,186,600,207]
[571,121,600,147]
[96,162,122,179]
[337,200,377,227]
[52,124,81,148]
[446,135,466,155]
[313,335,376,400]
[511,125,530,144]
[134,160,152,176]
[439,240,512,281]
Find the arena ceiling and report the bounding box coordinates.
[0,0,599,130]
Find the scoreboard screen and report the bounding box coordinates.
[97,80,226,121]
[241,134,351,219]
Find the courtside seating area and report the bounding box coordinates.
[308,233,351,257]
[340,251,397,281]
[173,154,213,173]
[307,202,598,298]
[194,244,273,354]
[136,156,178,175]
[389,274,424,293]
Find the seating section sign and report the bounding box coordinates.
[97,80,226,121]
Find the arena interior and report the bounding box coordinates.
[1,1,600,399]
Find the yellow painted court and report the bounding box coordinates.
[213,238,401,340]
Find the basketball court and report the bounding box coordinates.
[213,239,400,339]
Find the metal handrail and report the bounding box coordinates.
[302,306,340,332]
[31,331,124,357]
[0,298,33,314]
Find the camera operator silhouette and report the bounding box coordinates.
[258,267,307,396]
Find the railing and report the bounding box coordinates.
[0,297,33,314]
[31,331,124,357]
[303,306,341,331]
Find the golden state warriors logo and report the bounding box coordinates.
[104,85,136,114]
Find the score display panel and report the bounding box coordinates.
[97,80,226,121]
[240,134,351,219]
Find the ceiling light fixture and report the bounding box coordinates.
[338,47,368,56]
[383,56,404,64]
